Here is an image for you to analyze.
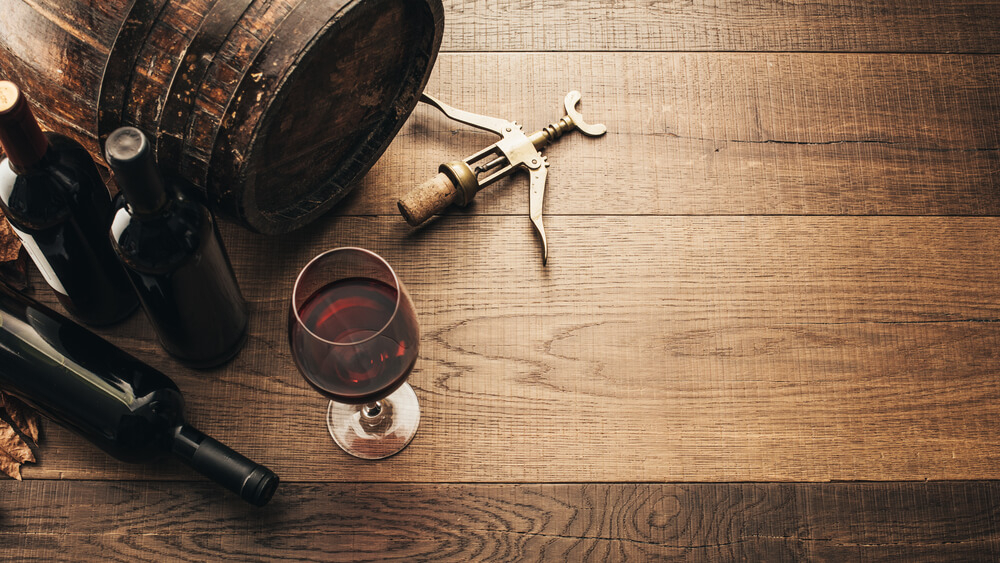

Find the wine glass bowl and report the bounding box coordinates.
[289,248,420,459]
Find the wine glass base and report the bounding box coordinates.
[326,383,420,460]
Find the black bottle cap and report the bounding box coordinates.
[105,127,169,215]
[173,425,280,507]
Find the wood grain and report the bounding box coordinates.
[341,53,1000,218]
[1,481,998,561]
[9,0,1000,63]
[4,2,1000,559]
[439,0,1000,53]
[15,215,1000,482]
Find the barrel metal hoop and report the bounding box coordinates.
[97,0,170,147]
[185,0,307,189]
[206,0,354,226]
[156,0,255,169]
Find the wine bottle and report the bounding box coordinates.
[106,127,249,368]
[0,81,137,326]
[0,281,278,505]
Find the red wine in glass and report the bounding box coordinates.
[289,247,422,459]
[290,277,419,404]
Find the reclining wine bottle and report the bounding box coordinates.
[0,281,278,506]
[0,81,137,326]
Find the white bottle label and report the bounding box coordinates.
[8,223,68,296]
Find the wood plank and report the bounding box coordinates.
[15,216,1000,482]
[439,0,1000,53]
[341,53,1000,218]
[1,481,998,561]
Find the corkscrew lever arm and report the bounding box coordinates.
[419,93,510,137]
[529,163,549,264]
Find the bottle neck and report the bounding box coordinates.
[116,167,170,217]
[0,83,49,170]
[171,425,279,506]
[105,127,170,216]
[124,184,174,218]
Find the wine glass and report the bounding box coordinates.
[288,248,420,459]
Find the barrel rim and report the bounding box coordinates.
[210,0,445,234]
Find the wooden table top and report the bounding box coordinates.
[4,0,1000,560]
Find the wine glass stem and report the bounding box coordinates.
[358,400,389,434]
[362,401,383,420]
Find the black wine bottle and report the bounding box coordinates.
[106,127,249,368]
[0,81,137,326]
[0,281,278,505]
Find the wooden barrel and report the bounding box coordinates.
[0,0,443,234]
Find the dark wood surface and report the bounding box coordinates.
[17,216,1000,483]
[2,481,999,561]
[4,0,1000,561]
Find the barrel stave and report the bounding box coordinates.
[124,0,213,133]
[31,0,123,43]
[0,0,119,151]
[180,0,300,185]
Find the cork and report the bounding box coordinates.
[0,82,18,113]
[397,172,460,226]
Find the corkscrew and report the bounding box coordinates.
[397,91,607,264]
